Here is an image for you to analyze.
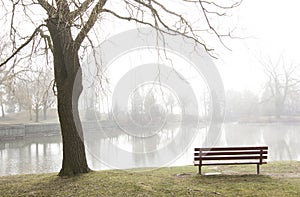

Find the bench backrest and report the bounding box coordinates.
[194,146,268,165]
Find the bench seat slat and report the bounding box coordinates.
[195,146,268,151]
[194,150,268,156]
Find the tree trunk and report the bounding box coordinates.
[43,102,47,120]
[57,81,89,176]
[0,101,4,118]
[43,108,47,120]
[18,102,22,112]
[47,18,89,176]
[35,103,39,122]
[29,108,32,121]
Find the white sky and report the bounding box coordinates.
[91,0,300,93]
[2,0,300,93]
[215,0,300,91]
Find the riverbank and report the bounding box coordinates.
[237,115,300,123]
[0,121,121,140]
[0,161,299,196]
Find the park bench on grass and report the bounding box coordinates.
[194,146,268,175]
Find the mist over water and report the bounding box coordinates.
[1,123,299,176]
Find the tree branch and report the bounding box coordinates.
[0,24,46,68]
[37,0,57,16]
[198,0,231,50]
[74,0,107,47]
[36,28,54,53]
[101,8,213,53]
[70,0,94,21]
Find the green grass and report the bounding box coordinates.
[0,162,300,196]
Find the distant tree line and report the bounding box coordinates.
[0,44,55,122]
[226,57,300,122]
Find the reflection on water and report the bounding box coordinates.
[85,125,199,170]
[0,136,62,175]
[219,124,300,161]
[0,123,300,176]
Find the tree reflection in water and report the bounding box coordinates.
[1,123,300,175]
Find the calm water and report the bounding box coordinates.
[0,123,300,176]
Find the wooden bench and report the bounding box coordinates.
[194,146,268,175]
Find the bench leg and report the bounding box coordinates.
[198,165,202,175]
[257,164,260,175]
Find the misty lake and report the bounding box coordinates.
[0,123,300,176]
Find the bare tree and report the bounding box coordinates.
[261,57,300,118]
[0,40,13,117]
[31,67,55,122]
[0,40,30,117]
[0,0,240,176]
[13,79,34,120]
[42,81,56,121]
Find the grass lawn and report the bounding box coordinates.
[0,161,299,196]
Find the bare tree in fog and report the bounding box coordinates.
[261,57,300,118]
[0,40,15,117]
[4,65,55,122]
[0,39,32,117]
[130,87,165,125]
[166,94,175,115]
[202,90,211,121]
[31,67,55,122]
[131,89,143,123]
[13,79,34,120]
